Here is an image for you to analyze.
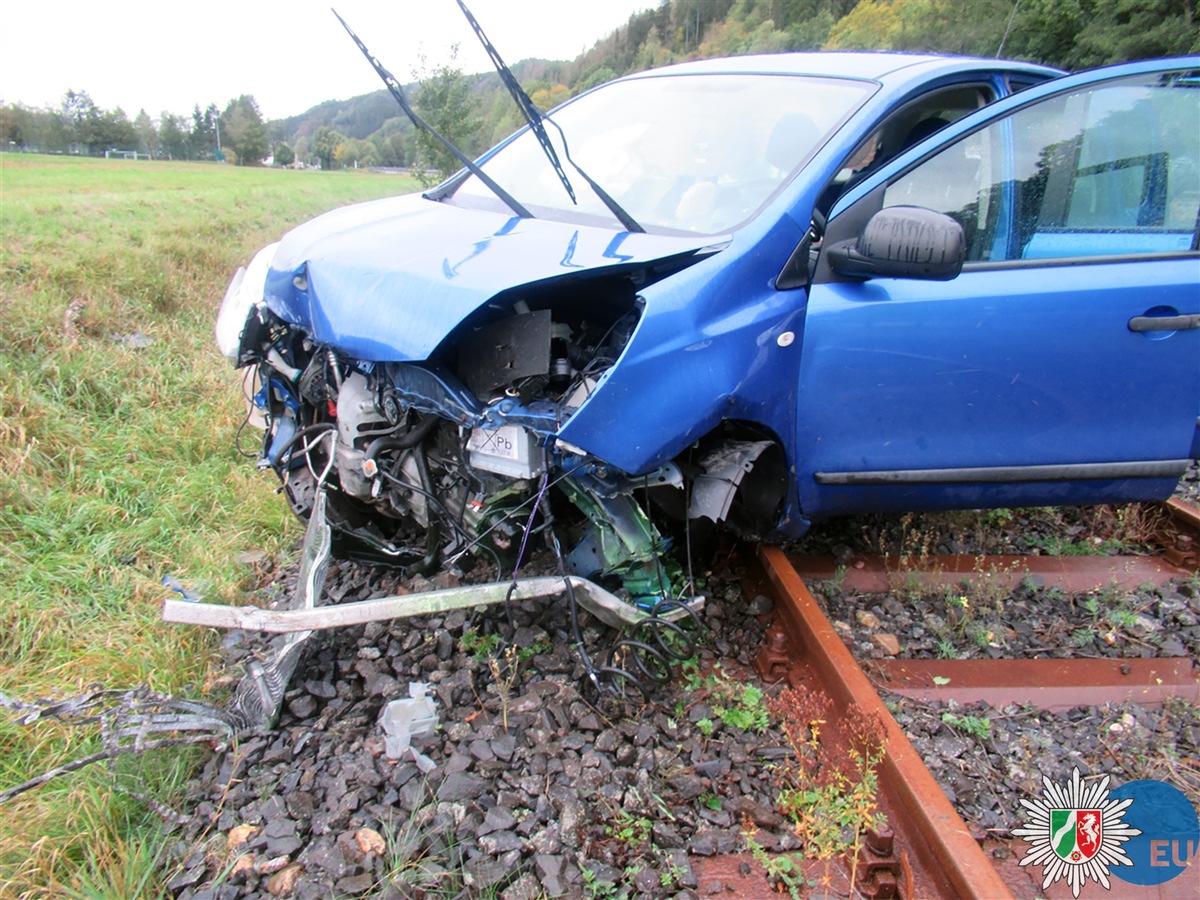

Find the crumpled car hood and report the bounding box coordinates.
[264,193,716,362]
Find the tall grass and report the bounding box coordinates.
[0,153,419,895]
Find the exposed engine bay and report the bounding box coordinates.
[230,265,787,608]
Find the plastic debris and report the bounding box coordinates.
[111,331,154,349]
[162,574,203,603]
[379,683,438,772]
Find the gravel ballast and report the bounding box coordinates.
[162,487,1200,898]
[167,557,792,898]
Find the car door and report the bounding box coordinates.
[795,58,1200,518]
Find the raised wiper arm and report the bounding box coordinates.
[452,0,643,233]
[453,0,575,205]
[543,117,644,233]
[332,8,532,220]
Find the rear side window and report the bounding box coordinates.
[883,70,1200,262]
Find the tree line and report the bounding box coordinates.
[0,91,278,166]
[569,0,1198,88]
[0,83,417,169]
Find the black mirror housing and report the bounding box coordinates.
[828,206,964,281]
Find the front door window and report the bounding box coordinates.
[883,70,1200,262]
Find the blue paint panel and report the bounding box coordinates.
[558,224,810,474]
[796,257,1199,517]
[264,194,711,362]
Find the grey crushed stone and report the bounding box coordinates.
[162,478,1200,897]
[816,577,1200,662]
[164,550,779,898]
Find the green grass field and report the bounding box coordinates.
[0,153,419,895]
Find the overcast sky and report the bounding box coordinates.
[1,0,660,121]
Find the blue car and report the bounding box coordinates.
[217,52,1200,605]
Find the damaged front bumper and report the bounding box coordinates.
[217,193,788,618]
[164,474,703,725]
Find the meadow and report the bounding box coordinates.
[0,154,418,895]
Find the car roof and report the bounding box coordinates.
[619,51,1060,84]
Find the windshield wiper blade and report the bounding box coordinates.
[453,0,575,205]
[452,0,643,233]
[332,8,532,220]
[543,117,644,233]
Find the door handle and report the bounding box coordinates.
[1128,314,1200,332]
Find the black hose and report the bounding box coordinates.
[363,413,439,462]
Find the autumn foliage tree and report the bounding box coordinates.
[220,95,269,166]
[411,47,483,185]
[311,126,346,170]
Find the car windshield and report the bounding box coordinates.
[450,72,875,234]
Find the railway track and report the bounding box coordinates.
[149,494,1199,897]
[726,498,1200,898]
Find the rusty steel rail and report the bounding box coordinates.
[745,498,1200,897]
[755,544,1014,899]
[790,498,1200,712]
[794,498,1200,595]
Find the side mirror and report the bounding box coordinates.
[828,206,964,281]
